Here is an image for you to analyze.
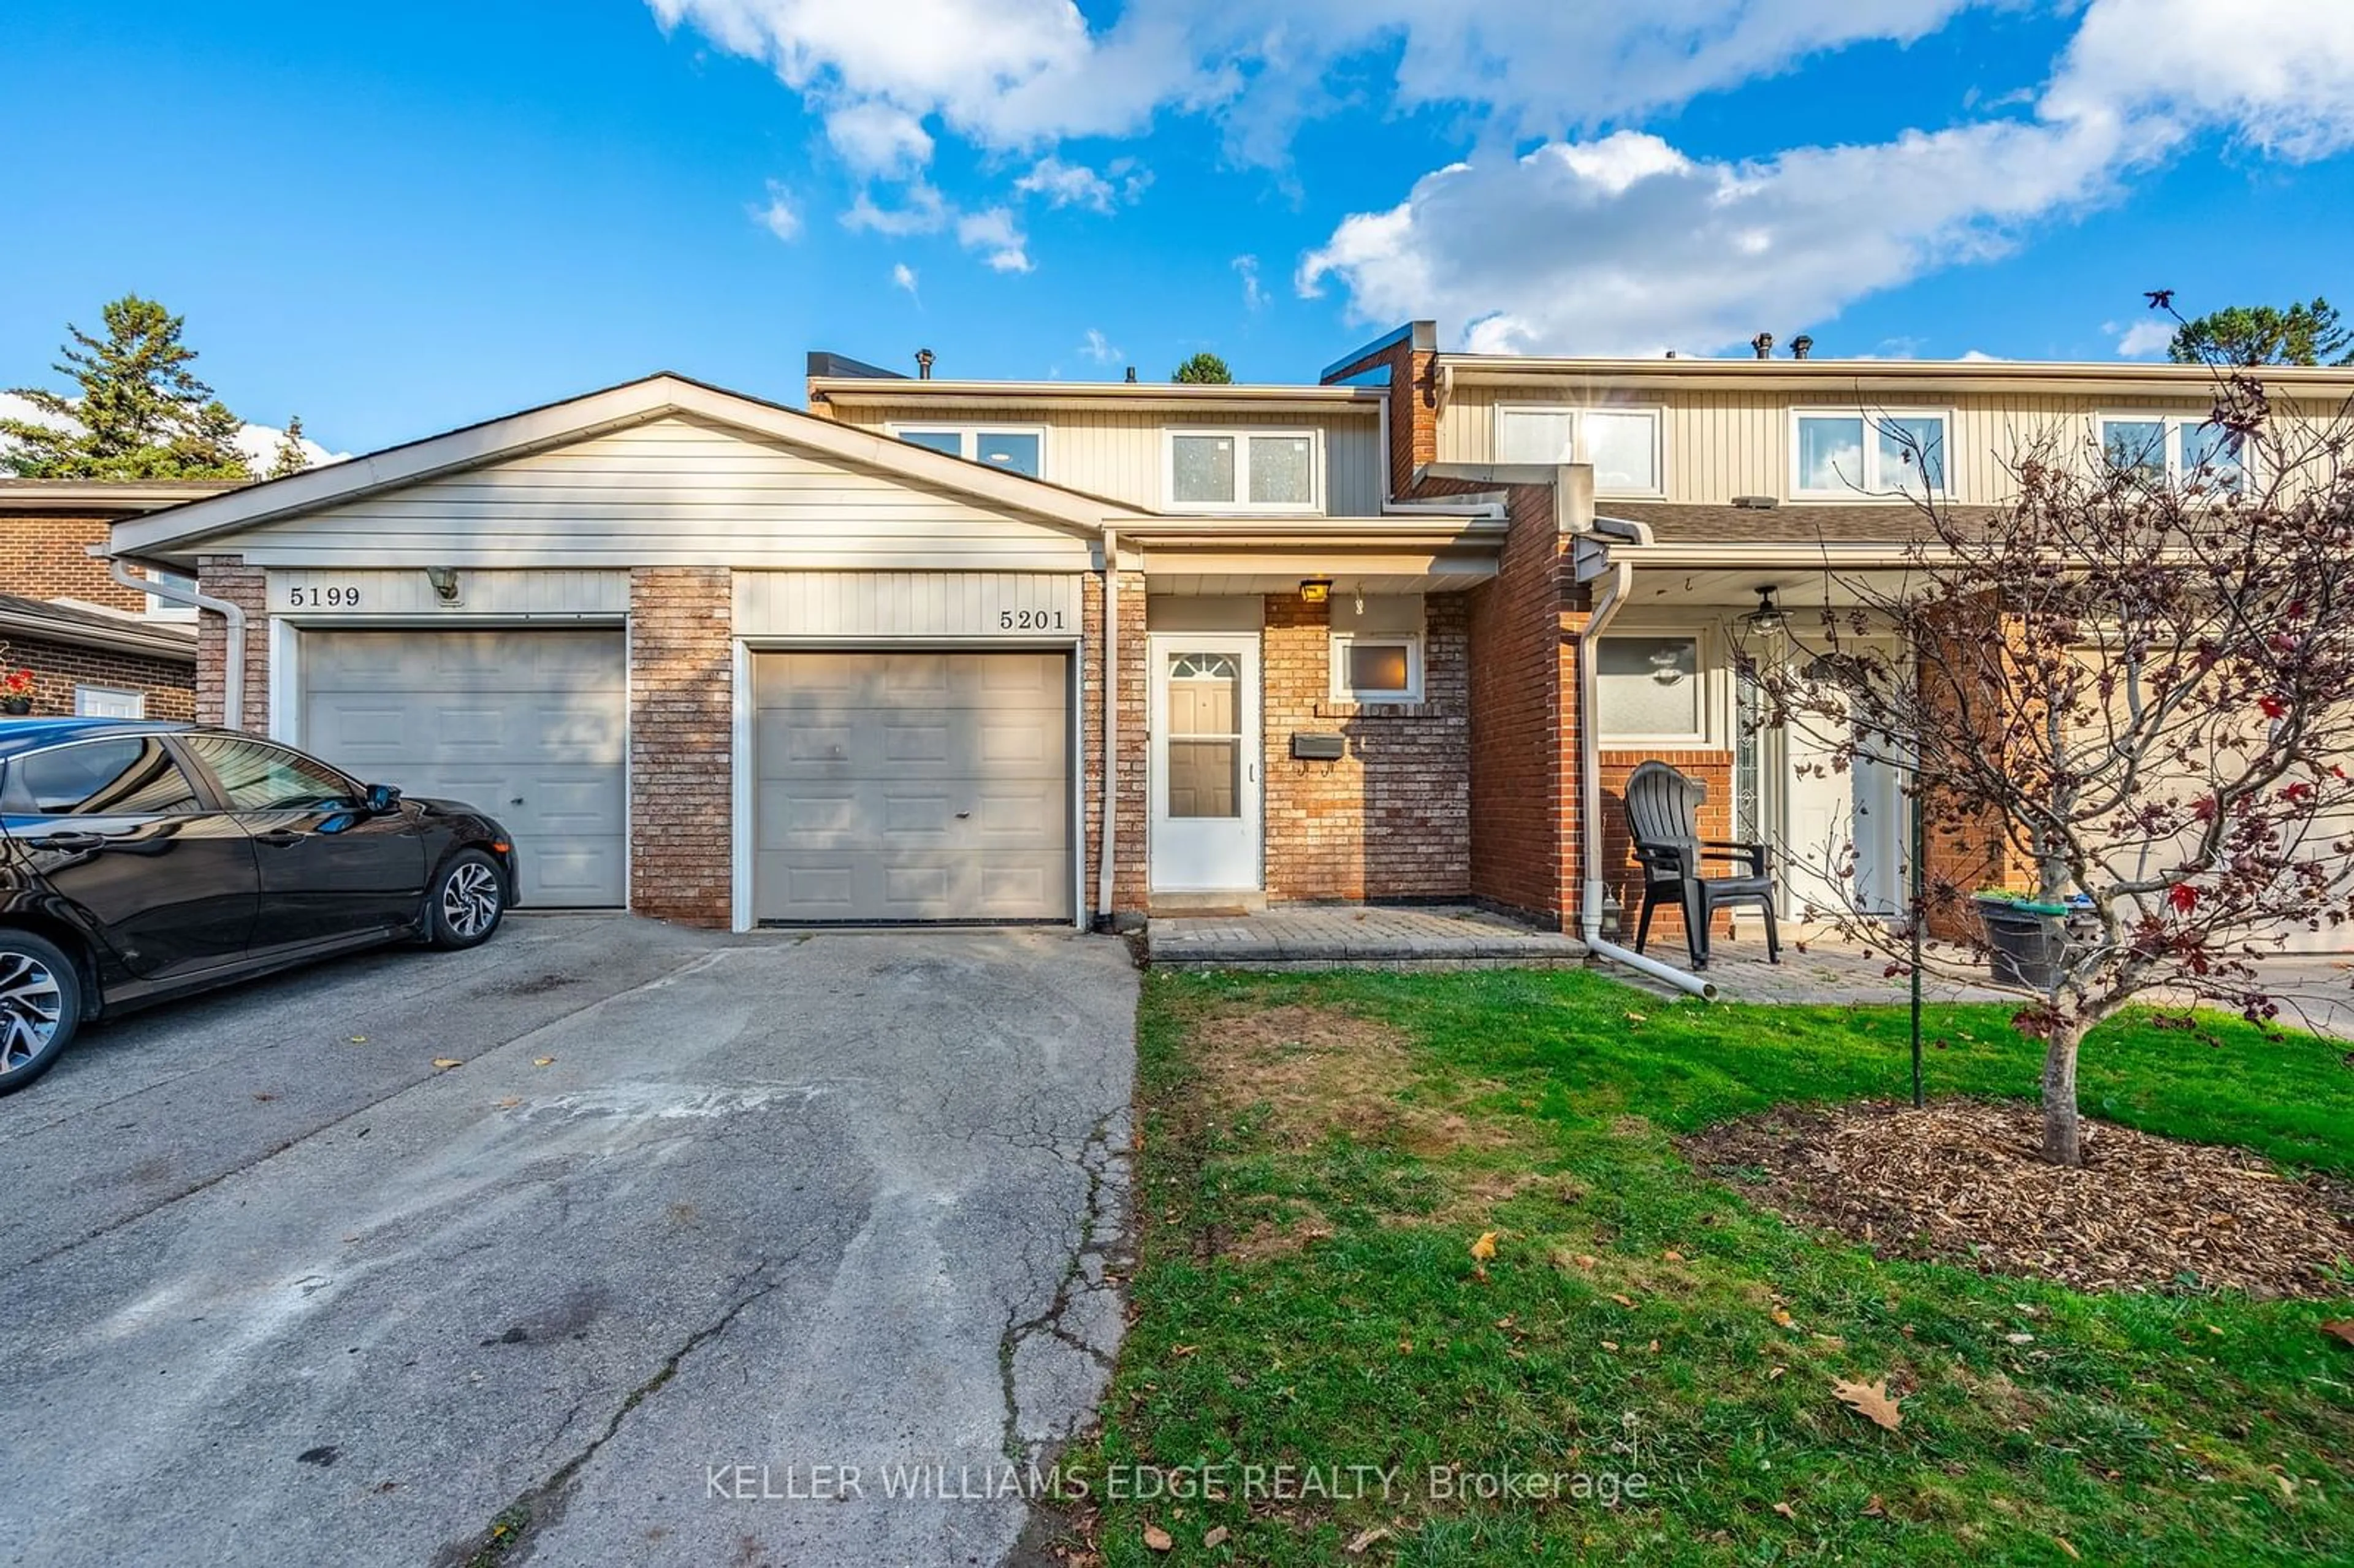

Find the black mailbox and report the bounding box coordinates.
[1290,732,1347,761]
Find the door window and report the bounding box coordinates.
[1164,652,1241,819]
[5,739,204,815]
[181,737,355,811]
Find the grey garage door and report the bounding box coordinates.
[300,628,627,908]
[753,650,1072,922]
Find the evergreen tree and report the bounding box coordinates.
[1171,351,1234,384]
[1,295,254,478]
[267,414,311,479]
[2168,297,2354,366]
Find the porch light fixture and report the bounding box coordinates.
[427,566,463,604]
[1742,585,1786,636]
[1298,578,1332,604]
[1352,584,1366,615]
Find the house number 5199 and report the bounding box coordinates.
[286,585,363,607]
[998,609,1065,630]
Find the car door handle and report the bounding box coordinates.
[31,831,107,852]
[253,829,306,848]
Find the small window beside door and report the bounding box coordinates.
[1596,634,1705,740]
[1329,633,1423,703]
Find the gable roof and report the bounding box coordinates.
[108,373,1150,561]
[0,593,197,662]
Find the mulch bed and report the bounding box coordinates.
[1685,1098,2354,1298]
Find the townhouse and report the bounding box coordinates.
[96,326,2354,953]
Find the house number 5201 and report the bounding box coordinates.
[998,609,1065,630]
[286,585,363,607]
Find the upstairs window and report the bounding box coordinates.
[890,426,1045,478]
[1792,410,1949,498]
[2098,414,2245,492]
[1493,406,1663,494]
[1165,430,1319,511]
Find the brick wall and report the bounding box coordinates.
[1466,482,1579,926]
[628,567,733,927]
[1259,592,1470,902]
[1082,568,1149,920]
[194,555,269,733]
[0,634,195,721]
[0,515,147,612]
[1597,748,1739,947]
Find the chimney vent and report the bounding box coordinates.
[1790,334,1815,360]
[1124,366,1137,383]
[915,347,935,379]
[1750,332,1774,360]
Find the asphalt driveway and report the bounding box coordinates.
[0,915,1138,1567]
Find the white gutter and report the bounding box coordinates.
[1576,560,1718,1001]
[112,560,247,730]
[1096,527,1119,926]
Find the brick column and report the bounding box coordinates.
[1467,485,1580,926]
[1083,566,1148,923]
[194,554,268,733]
[629,567,733,927]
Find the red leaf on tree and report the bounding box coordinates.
[2168,883,2200,914]
[2260,695,2288,720]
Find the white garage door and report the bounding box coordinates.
[301,629,627,908]
[753,650,1072,922]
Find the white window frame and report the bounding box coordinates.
[73,685,145,718]
[1491,404,1666,497]
[1789,407,1953,500]
[884,423,1050,479]
[1593,624,1720,747]
[2094,411,2252,492]
[1162,427,1322,513]
[143,566,199,622]
[1329,631,1424,704]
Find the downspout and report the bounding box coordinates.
[1095,527,1119,926]
[1577,557,1718,1000]
[112,560,247,731]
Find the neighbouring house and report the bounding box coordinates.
[0,481,240,720]
[96,333,2354,956]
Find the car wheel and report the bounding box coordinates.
[0,931,81,1097]
[427,850,507,950]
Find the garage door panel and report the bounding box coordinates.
[302,629,626,909]
[753,650,1072,921]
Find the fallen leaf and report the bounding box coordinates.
[531,1056,556,1068]
[1344,1527,1390,1554]
[1663,1248,1686,1262]
[1469,1231,1498,1262]
[1812,1334,1847,1350]
[1772,1501,1797,1520]
[1770,1308,1796,1328]
[1610,1292,1637,1308]
[2005,1333,2036,1345]
[1645,1339,1660,1353]
[1574,1253,1598,1269]
[1831,1376,1905,1432]
[1203,1524,1230,1548]
[1398,1339,1413,1354]
[2275,1475,2296,1504]
[1625,1011,1648,1025]
[1170,1344,1199,1357]
[2054,1537,2080,1560]
[2320,1320,2354,1347]
[1860,1495,1886,1518]
[430,1058,463,1070]
[1767,1365,1787,1380]
[2206,1324,2225,1336]
[348,1035,367,1043]
[1599,1340,1621,1352]
[1143,1523,1173,1553]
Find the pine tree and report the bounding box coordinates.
[2168,297,2354,367]
[0,295,254,479]
[267,414,311,479]
[1171,351,1234,384]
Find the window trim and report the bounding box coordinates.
[1491,403,1667,498]
[72,685,145,719]
[1329,631,1425,704]
[2094,410,2252,492]
[883,422,1051,479]
[1162,427,1324,512]
[1788,406,1954,501]
[1594,626,1717,746]
[143,566,199,622]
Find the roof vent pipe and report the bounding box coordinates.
[1750,332,1773,360]
[915,348,935,379]
[1791,334,1815,360]
[1124,366,1137,383]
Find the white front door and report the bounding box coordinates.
[1782,653,1907,919]
[1148,634,1262,892]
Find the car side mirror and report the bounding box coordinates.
[365,783,403,814]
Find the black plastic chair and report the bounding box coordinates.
[1622,760,1780,970]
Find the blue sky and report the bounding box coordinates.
[4,1,2352,456]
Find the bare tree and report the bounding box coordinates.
[1742,347,2354,1165]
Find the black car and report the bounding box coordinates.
[0,719,518,1094]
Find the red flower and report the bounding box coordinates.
[2260,695,2288,720]
[2168,883,2200,915]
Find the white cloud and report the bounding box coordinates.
[954,206,1032,272]
[825,100,935,175]
[1233,254,1267,310]
[1299,0,2354,356]
[752,179,803,240]
[2113,318,2175,357]
[891,261,920,295]
[1078,327,1122,363]
[1014,154,1118,211]
[841,180,950,235]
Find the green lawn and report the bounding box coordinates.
[1059,969,2354,1566]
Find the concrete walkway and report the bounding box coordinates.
[1148,904,1588,969]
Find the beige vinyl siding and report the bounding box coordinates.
[830,403,1387,516]
[205,415,1095,570]
[1442,384,2342,506]
[267,568,628,617]
[733,570,1083,639]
